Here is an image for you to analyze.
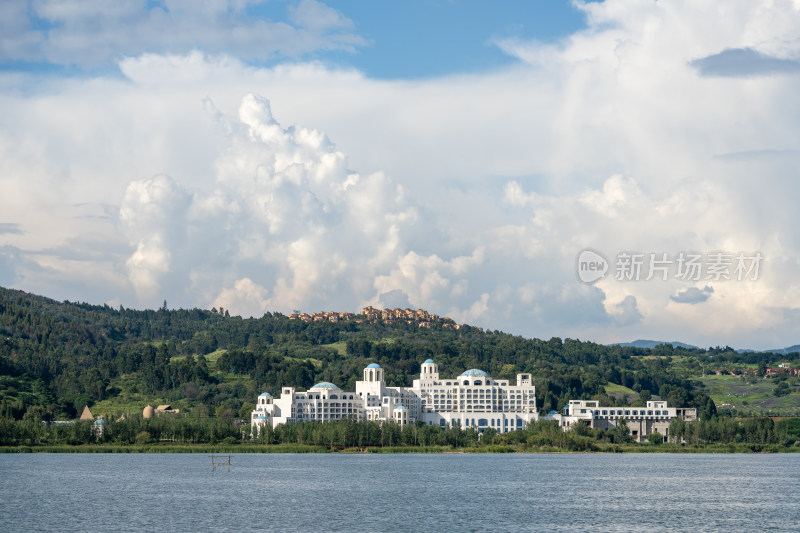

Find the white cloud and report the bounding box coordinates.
[1,0,365,67]
[289,0,354,31]
[2,1,800,349]
[125,235,171,300]
[212,277,270,318]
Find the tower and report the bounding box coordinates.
[364,363,384,383]
[420,359,439,380]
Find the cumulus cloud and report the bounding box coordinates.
[212,277,270,318]
[372,249,485,312]
[114,93,427,314]
[611,295,644,326]
[119,175,191,299]
[671,285,714,305]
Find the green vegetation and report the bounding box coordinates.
[602,382,639,403]
[2,416,798,453]
[1,285,800,452]
[696,374,800,416]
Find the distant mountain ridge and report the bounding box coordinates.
[764,344,800,355]
[609,340,699,349]
[611,339,800,355]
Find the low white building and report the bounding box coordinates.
[252,359,539,435]
[554,399,697,442]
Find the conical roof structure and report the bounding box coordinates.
[80,405,94,421]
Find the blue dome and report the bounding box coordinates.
[259,392,272,397]
[395,405,407,410]
[94,419,104,425]
[257,415,268,420]
[366,363,382,369]
[311,382,340,390]
[459,369,490,377]
[423,359,435,364]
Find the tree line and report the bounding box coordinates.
[2,415,797,450]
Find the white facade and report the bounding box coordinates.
[554,399,698,442]
[250,382,365,435]
[252,360,539,435]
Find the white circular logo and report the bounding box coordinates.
[576,249,608,283]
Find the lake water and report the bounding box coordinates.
[1,453,799,532]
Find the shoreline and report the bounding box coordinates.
[3,443,799,454]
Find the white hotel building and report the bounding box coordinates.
[251,359,539,434]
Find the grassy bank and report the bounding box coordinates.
[0,443,331,453]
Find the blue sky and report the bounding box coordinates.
[2,1,588,78]
[1,0,800,350]
[308,1,588,78]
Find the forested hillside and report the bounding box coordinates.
[1,285,795,423]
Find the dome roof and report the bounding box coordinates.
[94,419,104,425]
[259,392,272,396]
[394,405,407,410]
[366,363,382,369]
[310,382,340,390]
[257,416,268,420]
[459,369,490,377]
[143,405,154,419]
[423,359,435,364]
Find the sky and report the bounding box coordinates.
[1,0,799,350]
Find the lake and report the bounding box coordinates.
[1,453,799,532]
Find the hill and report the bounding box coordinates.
[764,345,800,355]
[2,285,796,423]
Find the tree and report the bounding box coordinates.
[669,417,686,443]
[609,418,633,444]
[647,431,663,445]
[215,405,234,423]
[570,420,591,437]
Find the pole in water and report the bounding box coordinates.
[210,454,231,472]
